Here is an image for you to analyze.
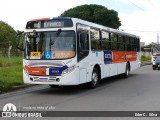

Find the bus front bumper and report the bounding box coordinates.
[23,69,79,85]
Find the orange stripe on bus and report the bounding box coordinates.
[25,65,46,76]
[125,52,137,61]
[112,51,137,63]
[29,18,50,22]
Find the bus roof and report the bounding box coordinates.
[26,17,140,39]
[70,17,140,39]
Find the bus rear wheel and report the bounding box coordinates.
[87,68,99,89]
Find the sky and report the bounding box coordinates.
[1,0,160,45]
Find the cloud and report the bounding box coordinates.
[119,0,160,44]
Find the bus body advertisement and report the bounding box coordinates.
[16,17,140,88]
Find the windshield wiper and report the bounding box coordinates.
[50,29,62,45]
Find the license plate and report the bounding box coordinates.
[39,78,48,82]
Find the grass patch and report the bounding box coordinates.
[0,56,23,93]
[141,55,151,63]
[0,56,22,67]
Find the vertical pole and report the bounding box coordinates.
[8,41,11,65]
[157,32,159,44]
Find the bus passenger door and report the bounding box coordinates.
[79,61,89,84]
[79,67,87,84]
[77,31,89,84]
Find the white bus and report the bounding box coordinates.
[16,17,140,88]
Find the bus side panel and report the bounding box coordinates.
[78,61,90,84]
[129,52,140,71]
[103,50,112,78]
[117,62,126,74]
[109,64,118,76]
[103,64,109,78]
[130,61,140,71]
[77,55,94,84]
[87,51,104,79]
[79,68,87,84]
[111,51,126,75]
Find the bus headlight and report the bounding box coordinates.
[153,62,156,65]
[24,67,29,75]
[62,65,75,75]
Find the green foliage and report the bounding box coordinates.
[145,43,152,48]
[0,21,17,48]
[0,56,23,93]
[141,55,151,62]
[60,4,121,29]
[0,65,23,93]
[0,56,22,67]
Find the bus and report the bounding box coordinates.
[16,17,140,88]
[151,42,160,62]
[151,42,160,69]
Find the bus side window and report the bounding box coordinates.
[77,32,89,62]
[111,33,117,51]
[90,28,101,51]
[125,37,131,51]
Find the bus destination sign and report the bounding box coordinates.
[26,18,73,29]
[44,21,64,28]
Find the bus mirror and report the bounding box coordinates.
[16,31,24,51]
[33,30,37,37]
[57,29,62,36]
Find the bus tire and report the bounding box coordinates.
[122,63,130,78]
[87,68,99,89]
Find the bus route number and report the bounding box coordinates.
[30,52,41,59]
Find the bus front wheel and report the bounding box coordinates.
[87,68,99,89]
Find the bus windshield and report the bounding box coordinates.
[152,43,160,56]
[24,31,76,60]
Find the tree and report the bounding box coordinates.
[141,43,152,52]
[0,21,17,48]
[145,43,152,48]
[60,4,121,29]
